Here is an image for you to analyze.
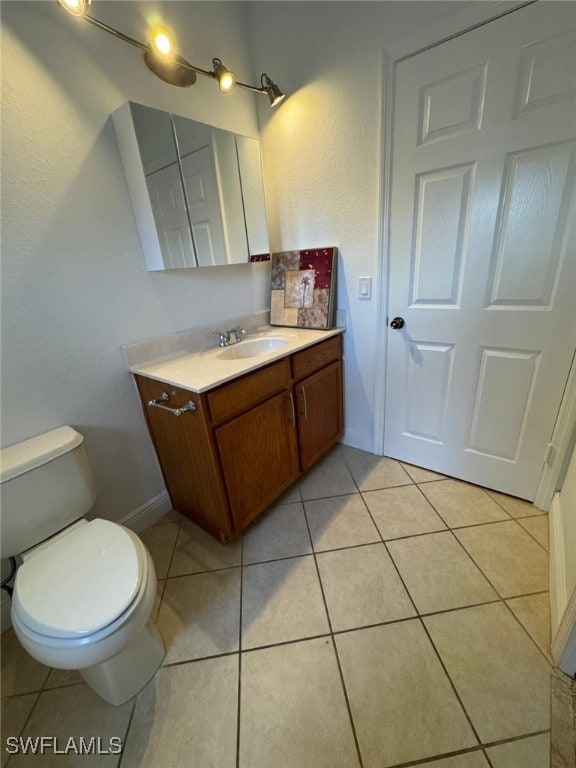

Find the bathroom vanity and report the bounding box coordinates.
[130,329,344,542]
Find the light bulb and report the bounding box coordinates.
[58,0,90,17]
[149,26,175,58]
[212,59,236,94]
[219,71,236,93]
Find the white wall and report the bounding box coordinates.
[1,1,269,523]
[248,0,476,450]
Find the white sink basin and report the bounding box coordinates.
[217,336,290,360]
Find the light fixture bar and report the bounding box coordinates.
[84,14,148,53]
[59,4,285,106]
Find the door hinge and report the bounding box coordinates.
[544,443,556,467]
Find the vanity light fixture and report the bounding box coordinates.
[212,58,236,94]
[56,0,286,106]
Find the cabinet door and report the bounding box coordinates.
[216,392,299,532]
[296,361,343,471]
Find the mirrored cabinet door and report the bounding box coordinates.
[112,102,270,271]
[130,104,198,269]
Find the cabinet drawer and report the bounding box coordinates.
[208,358,291,423]
[292,335,342,382]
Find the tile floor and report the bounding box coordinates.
[1,445,552,768]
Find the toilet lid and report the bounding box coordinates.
[14,520,144,639]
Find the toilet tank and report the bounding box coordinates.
[0,427,97,558]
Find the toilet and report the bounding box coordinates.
[0,426,165,705]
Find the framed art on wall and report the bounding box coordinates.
[270,247,337,329]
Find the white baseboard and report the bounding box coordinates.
[341,430,373,453]
[550,491,576,675]
[118,490,173,534]
[550,492,568,634]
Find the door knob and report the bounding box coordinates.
[390,317,405,329]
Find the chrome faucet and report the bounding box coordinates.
[213,325,246,347]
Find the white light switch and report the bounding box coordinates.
[359,277,372,300]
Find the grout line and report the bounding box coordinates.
[515,518,549,554]
[350,478,485,751]
[444,527,506,601]
[448,523,550,615]
[300,499,365,768]
[487,491,545,520]
[156,585,553,666]
[235,533,244,768]
[162,650,240,668]
[379,745,488,768]
[160,515,183,582]
[240,633,332,656]
[165,563,242,581]
[38,667,53,693]
[372,729,548,768]
[501,597,553,667]
[482,748,495,768]
[116,697,137,768]
[420,617,485,747]
[481,728,550,748]
[3,689,41,768]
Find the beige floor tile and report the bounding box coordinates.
[424,603,550,742]
[317,544,415,631]
[122,656,238,768]
[305,494,380,551]
[1,693,39,767]
[364,484,447,540]
[152,509,182,526]
[9,683,132,766]
[341,445,412,491]
[243,502,312,564]
[240,638,359,768]
[388,532,498,613]
[517,515,549,551]
[168,518,242,577]
[486,490,545,518]
[241,556,328,649]
[454,521,549,598]
[486,733,550,768]
[43,668,83,689]
[417,754,490,768]
[401,463,446,483]
[299,447,357,500]
[276,482,301,504]
[158,569,240,663]
[1,629,50,697]
[138,521,180,580]
[335,621,477,767]
[506,592,552,662]
[420,480,510,528]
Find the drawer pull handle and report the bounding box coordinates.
[300,388,307,420]
[289,392,296,426]
[148,391,197,416]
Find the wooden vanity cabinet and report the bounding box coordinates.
[134,333,343,541]
[216,391,299,532]
[207,357,299,533]
[292,335,343,471]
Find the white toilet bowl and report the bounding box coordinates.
[11,518,165,705]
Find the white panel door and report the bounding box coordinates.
[146,163,197,269]
[384,2,576,500]
[180,146,227,267]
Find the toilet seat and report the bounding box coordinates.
[13,519,145,640]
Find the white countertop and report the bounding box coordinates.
[128,326,344,393]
